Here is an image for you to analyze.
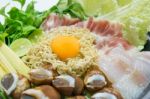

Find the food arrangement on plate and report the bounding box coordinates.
[0,0,150,99]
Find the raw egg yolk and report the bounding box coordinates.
[51,36,80,60]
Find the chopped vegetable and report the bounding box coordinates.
[10,38,32,57]
[28,29,44,44]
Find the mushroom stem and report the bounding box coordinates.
[29,68,54,85]
[91,88,123,99]
[52,75,75,96]
[12,75,30,99]
[84,70,107,92]
[21,85,61,99]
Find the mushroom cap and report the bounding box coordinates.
[52,75,75,96]
[84,70,107,92]
[0,73,18,95]
[12,75,30,99]
[91,88,123,99]
[73,76,84,95]
[21,85,61,99]
[67,96,86,99]
[29,68,53,85]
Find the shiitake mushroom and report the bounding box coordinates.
[52,75,75,96]
[84,69,108,92]
[29,68,54,85]
[21,85,61,99]
[0,73,31,99]
[73,76,84,95]
[0,73,19,95]
[66,96,86,99]
[12,75,30,99]
[91,88,123,99]
[52,75,84,96]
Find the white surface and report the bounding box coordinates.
[0,0,58,24]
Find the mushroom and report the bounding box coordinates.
[52,75,84,96]
[12,75,30,99]
[29,68,54,85]
[84,70,107,92]
[52,75,75,96]
[91,88,123,99]
[73,76,84,95]
[42,62,58,77]
[21,85,61,99]
[0,73,18,95]
[66,96,86,99]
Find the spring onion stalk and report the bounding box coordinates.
[0,42,30,78]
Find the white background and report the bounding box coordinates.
[0,0,58,24]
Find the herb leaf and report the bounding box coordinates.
[13,0,26,7]
[0,4,9,16]
[25,1,35,14]
[0,0,87,45]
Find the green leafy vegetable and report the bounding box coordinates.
[0,23,7,42]
[72,0,133,17]
[117,0,132,6]
[2,0,147,48]
[63,2,87,20]
[0,1,51,45]
[0,4,8,16]
[28,29,44,44]
[83,90,92,99]
[0,89,7,99]
[10,38,32,57]
[0,23,4,33]
[13,0,26,7]
[101,0,150,48]
[52,0,87,20]
[0,0,87,46]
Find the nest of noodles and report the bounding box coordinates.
[22,26,99,76]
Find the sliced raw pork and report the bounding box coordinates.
[41,14,132,50]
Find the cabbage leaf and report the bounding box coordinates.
[101,0,150,48]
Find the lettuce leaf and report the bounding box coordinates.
[101,0,150,48]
